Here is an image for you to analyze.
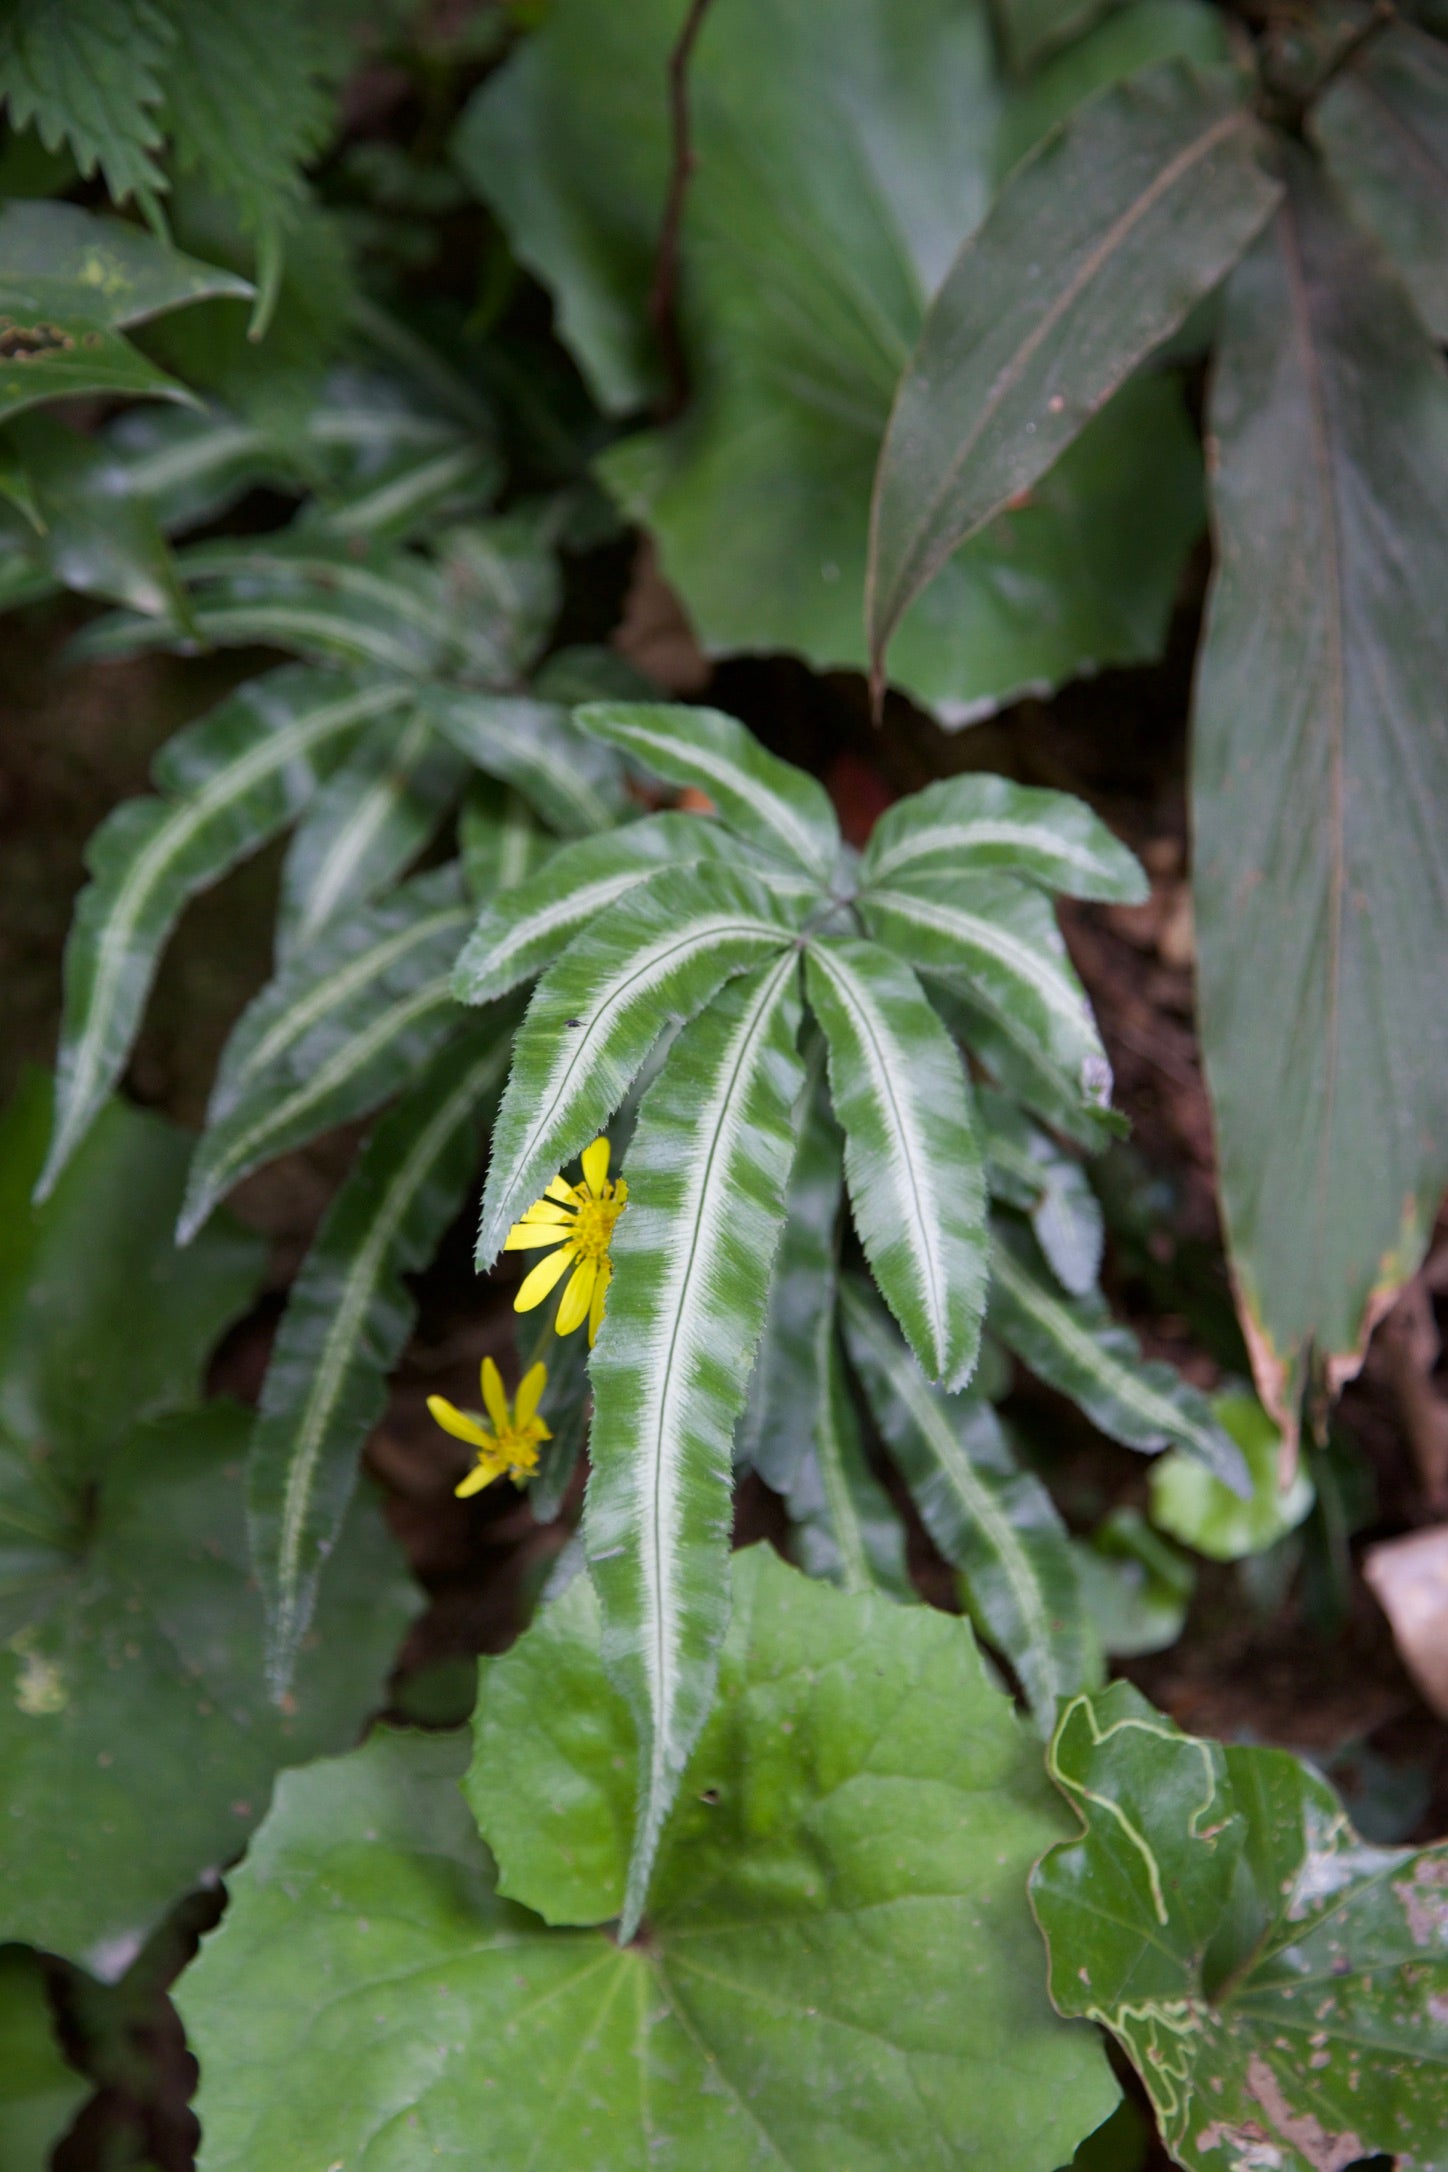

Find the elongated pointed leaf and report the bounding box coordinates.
[1193,157,1448,1450]
[8,410,193,624]
[576,702,842,881]
[805,936,987,1391]
[452,812,740,1009]
[277,709,465,955]
[40,665,393,1198]
[926,973,1122,1150]
[989,1219,1249,1491]
[476,865,800,1265]
[866,60,1280,681]
[181,867,471,1240]
[423,688,627,837]
[862,871,1108,1092]
[458,777,552,902]
[842,1276,1096,1727]
[862,771,1147,902]
[1034,1682,1448,2172]
[586,955,806,1938]
[786,1327,913,1602]
[1312,22,1448,343]
[250,1024,510,1694]
[978,1087,1104,1297]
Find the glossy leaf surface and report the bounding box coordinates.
[1034,1681,1448,2172]
[186,1549,1115,2168]
[1193,159,1448,1445]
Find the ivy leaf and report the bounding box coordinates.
[805,937,987,1391]
[0,1946,87,2172]
[1033,1680,1448,2172]
[860,770,1147,904]
[587,958,806,1937]
[462,0,1208,721]
[476,864,803,1266]
[866,58,1280,688]
[184,1549,1117,2169]
[275,710,466,957]
[841,1275,1099,1727]
[1311,21,1448,343]
[249,1023,510,1695]
[182,866,471,1240]
[1192,156,1448,1451]
[40,664,393,1199]
[576,701,843,882]
[989,1219,1250,1493]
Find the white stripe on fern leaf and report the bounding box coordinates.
[587,953,805,1939]
[863,774,1147,902]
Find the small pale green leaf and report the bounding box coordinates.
[452,812,740,1009]
[476,864,800,1265]
[1034,1680,1448,2172]
[989,1219,1250,1492]
[1073,1506,1193,1658]
[180,866,471,1241]
[41,664,394,1198]
[423,687,627,837]
[862,770,1147,902]
[867,60,1280,682]
[842,1275,1098,1726]
[1312,22,1448,343]
[805,936,987,1391]
[1149,1389,1313,1560]
[0,1945,88,2172]
[276,709,466,957]
[576,701,842,881]
[587,956,806,1937]
[183,1549,1116,2168]
[862,871,1109,1097]
[250,1024,510,1694]
[1193,157,1448,1446]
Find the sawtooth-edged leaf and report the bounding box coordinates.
[861,770,1147,902]
[423,688,627,837]
[928,973,1123,1151]
[39,664,394,1198]
[978,1086,1105,1296]
[1192,156,1448,1450]
[0,0,173,214]
[250,1024,511,1695]
[805,936,987,1392]
[1311,21,1448,343]
[0,1946,88,2172]
[183,1550,1116,2169]
[457,776,552,902]
[1033,1680,1448,2172]
[476,864,803,1265]
[862,870,1109,1094]
[276,708,466,956]
[842,1275,1098,1727]
[180,866,472,1241]
[452,811,742,1009]
[734,1046,841,1493]
[866,58,1281,683]
[576,701,842,881]
[0,1402,417,1973]
[586,955,807,1937]
[989,1219,1250,1491]
[464,0,1207,723]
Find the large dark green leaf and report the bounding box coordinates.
[1033,1681,1448,2171]
[461,0,1209,720]
[1192,157,1448,1450]
[866,59,1280,687]
[1312,21,1448,342]
[184,1549,1116,2168]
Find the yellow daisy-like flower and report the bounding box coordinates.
[428,1357,550,1498]
[504,1135,627,1345]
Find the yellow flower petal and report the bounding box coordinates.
[427,1395,493,1451]
[503,1223,567,1251]
[580,1136,610,1195]
[588,1256,611,1345]
[545,1175,578,1204]
[514,1242,575,1313]
[455,1460,502,1498]
[515,1361,547,1426]
[520,1200,573,1224]
[555,1256,597,1336]
[480,1357,509,1432]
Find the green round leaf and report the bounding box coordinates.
[186,1549,1116,2168]
[1149,1390,1313,1561]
